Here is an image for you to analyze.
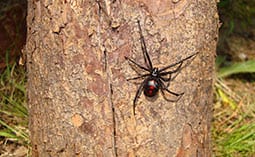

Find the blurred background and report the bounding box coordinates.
[0,0,254,156]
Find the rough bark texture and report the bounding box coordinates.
[26,0,218,156]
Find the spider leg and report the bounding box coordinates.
[160,74,172,88]
[125,56,150,72]
[158,61,182,88]
[158,79,184,101]
[160,74,171,82]
[160,88,184,102]
[164,88,184,97]
[133,78,148,115]
[159,52,198,73]
[159,61,183,76]
[137,20,153,70]
[159,57,185,88]
[127,74,150,81]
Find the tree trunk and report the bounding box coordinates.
[26,0,218,156]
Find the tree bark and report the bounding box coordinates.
[26,0,218,156]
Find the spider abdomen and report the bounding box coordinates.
[144,78,159,97]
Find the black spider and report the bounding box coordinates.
[125,20,197,115]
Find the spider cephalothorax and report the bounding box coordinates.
[125,20,197,115]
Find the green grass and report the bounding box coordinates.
[218,60,255,78]
[213,56,255,156]
[213,122,255,156]
[213,104,255,156]
[214,3,255,155]
[0,57,29,146]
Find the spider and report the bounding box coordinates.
[125,20,198,115]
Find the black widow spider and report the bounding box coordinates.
[125,20,197,115]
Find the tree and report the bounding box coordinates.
[26,0,218,156]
